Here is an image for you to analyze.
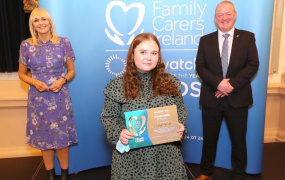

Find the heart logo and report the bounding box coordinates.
[105,1,145,46]
[128,116,146,136]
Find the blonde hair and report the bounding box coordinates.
[28,8,60,46]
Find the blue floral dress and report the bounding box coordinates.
[19,37,78,150]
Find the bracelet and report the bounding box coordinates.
[62,76,68,84]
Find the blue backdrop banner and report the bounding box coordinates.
[39,0,274,174]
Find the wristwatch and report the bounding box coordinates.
[62,76,67,84]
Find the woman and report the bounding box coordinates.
[18,8,78,180]
[100,33,188,180]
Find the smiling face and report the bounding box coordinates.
[133,40,159,73]
[215,2,237,33]
[32,16,51,36]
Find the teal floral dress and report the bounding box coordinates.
[100,72,188,180]
[19,37,78,150]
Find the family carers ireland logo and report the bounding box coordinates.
[105,1,145,46]
[105,1,146,77]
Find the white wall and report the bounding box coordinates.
[268,0,285,83]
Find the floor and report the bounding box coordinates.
[0,142,284,180]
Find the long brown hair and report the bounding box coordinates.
[123,33,180,99]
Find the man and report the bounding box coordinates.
[195,1,259,180]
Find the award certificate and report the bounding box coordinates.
[124,105,181,149]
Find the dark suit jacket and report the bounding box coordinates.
[196,29,259,108]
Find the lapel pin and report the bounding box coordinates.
[236,35,239,37]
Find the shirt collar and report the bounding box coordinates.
[218,27,235,38]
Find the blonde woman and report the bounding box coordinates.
[18,8,78,180]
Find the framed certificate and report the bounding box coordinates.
[124,105,181,149]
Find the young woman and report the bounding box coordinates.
[100,33,188,180]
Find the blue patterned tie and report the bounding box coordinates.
[221,34,230,78]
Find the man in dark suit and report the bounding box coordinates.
[195,1,259,180]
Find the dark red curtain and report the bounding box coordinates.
[0,0,30,72]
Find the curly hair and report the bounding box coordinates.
[123,33,180,99]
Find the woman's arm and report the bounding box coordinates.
[63,58,76,82]
[49,58,75,92]
[100,96,126,146]
[18,63,49,92]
